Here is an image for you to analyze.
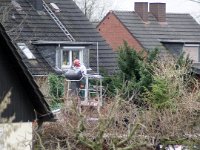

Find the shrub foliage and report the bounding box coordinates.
[36,42,200,149]
[103,41,159,104]
[48,74,64,109]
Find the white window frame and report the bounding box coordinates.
[61,46,85,69]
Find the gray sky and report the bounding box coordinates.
[110,0,200,21]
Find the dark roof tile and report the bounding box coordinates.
[113,11,200,53]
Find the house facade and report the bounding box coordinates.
[0,0,118,104]
[97,2,200,65]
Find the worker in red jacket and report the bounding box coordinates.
[73,59,87,100]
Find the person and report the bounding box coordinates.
[73,59,87,100]
[73,59,87,75]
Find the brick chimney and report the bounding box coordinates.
[134,2,148,22]
[149,3,166,22]
[28,0,43,11]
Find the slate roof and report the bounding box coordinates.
[0,0,117,75]
[112,11,200,54]
[0,23,53,121]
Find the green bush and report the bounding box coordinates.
[144,77,177,109]
[48,74,64,109]
[143,54,194,110]
[102,41,159,103]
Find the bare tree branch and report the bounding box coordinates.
[74,0,112,21]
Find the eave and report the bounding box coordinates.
[32,40,95,46]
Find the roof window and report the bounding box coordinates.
[17,43,36,59]
[50,3,60,12]
[11,0,22,11]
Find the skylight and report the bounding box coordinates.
[50,3,60,12]
[11,0,22,11]
[17,43,36,59]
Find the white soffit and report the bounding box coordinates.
[62,46,85,49]
[184,44,200,47]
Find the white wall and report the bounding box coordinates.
[183,45,200,62]
[0,122,32,150]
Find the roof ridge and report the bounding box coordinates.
[166,12,190,15]
[112,10,134,13]
[112,10,190,15]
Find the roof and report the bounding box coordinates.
[0,23,53,122]
[0,0,117,75]
[32,40,95,46]
[112,11,200,53]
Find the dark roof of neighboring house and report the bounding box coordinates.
[0,0,117,75]
[0,23,53,122]
[112,11,200,52]
[92,21,100,28]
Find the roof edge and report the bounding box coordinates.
[96,10,113,28]
[160,39,200,44]
[0,24,54,122]
[112,11,146,51]
[32,40,95,46]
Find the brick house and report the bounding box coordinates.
[97,2,200,71]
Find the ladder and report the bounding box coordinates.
[42,0,75,41]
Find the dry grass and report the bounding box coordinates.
[34,59,200,150]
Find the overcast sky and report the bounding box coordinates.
[110,0,200,21]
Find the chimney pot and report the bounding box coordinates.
[134,2,148,22]
[150,3,166,22]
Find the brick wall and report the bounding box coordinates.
[150,3,166,22]
[135,2,148,22]
[97,12,143,52]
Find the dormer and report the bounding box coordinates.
[32,41,95,71]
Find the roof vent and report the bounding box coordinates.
[11,0,22,11]
[50,3,60,12]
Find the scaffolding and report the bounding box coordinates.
[65,74,103,109]
[41,1,103,108]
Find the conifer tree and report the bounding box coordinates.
[105,41,159,102]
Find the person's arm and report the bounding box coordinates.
[80,65,87,75]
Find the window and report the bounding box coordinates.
[63,51,70,66]
[183,44,200,62]
[57,47,84,69]
[11,0,22,11]
[50,3,60,12]
[17,43,35,59]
